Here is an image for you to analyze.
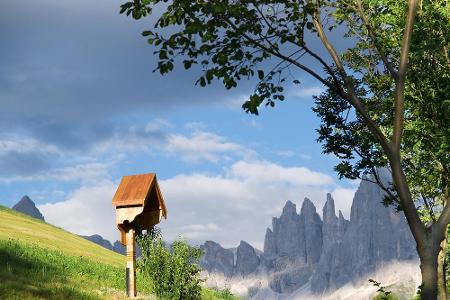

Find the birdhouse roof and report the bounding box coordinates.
[112,173,167,218]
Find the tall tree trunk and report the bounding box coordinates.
[421,244,440,300]
[419,233,447,300]
[438,191,449,299]
[437,236,448,300]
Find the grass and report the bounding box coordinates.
[201,288,240,300]
[0,238,134,299]
[0,205,239,299]
[0,206,124,267]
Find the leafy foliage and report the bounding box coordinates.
[120,0,329,115]
[136,229,203,300]
[314,1,450,216]
[119,0,449,217]
[369,278,395,300]
[201,288,241,300]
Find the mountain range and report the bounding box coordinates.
[198,175,420,299]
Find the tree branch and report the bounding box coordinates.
[222,18,333,89]
[436,184,450,237]
[421,194,436,222]
[253,4,341,89]
[355,0,398,79]
[392,0,419,148]
[310,3,392,156]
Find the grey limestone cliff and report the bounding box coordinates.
[262,199,323,293]
[12,195,45,221]
[200,241,235,277]
[199,172,418,298]
[310,178,417,293]
[236,241,260,276]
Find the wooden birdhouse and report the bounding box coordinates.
[112,173,167,298]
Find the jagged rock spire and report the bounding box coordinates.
[12,195,45,221]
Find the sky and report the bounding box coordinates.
[0,0,359,250]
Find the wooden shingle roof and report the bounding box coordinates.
[112,173,167,218]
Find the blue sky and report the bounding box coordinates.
[0,0,358,249]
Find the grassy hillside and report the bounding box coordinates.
[0,206,239,299]
[0,206,124,267]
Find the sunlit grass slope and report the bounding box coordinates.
[0,205,124,267]
[0,205,145,299]
[0,205,239,300]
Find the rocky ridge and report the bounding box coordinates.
[199,175,418,298]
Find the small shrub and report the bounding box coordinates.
[137,228,203,300]
[369,279,398,300]
[202,288,238,300]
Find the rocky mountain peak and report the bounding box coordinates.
[200,240,234,277]
[300,197,316,215]
[281,200,297,216]
[80,234,113,250]
[236,240,260,276]
[263,228,276,255]
[299,198,322,264]
[323,193,337,223]
[12,195,45,221]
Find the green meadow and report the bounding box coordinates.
[0,206,239,299]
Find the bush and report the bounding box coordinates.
[136,228,203,300]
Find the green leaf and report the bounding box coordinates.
[258,70,264,80]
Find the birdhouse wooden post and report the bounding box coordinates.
[112,173,167,298]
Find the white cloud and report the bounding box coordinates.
[93,121,257,165]
[299,153,312,160]
[223,94,248,110]
[0,138,59,155]
[145,118,173,132]
[37,160,351,250]
[164,131,255,163]
[228,160,333,186]
[158,160,341,249]
[276,150,296,157]
[0,162,111,184]
[290,86,324,99]
[184,122,207,131]
[47,163,111,182]
[38,180,118,242]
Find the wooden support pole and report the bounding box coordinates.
[126,228,136,298]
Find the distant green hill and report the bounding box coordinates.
[0,205,239,300]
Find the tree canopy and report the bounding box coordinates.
[120,1,450,299]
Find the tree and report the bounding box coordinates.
[120,1,450,299]
[136,228,203,300]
